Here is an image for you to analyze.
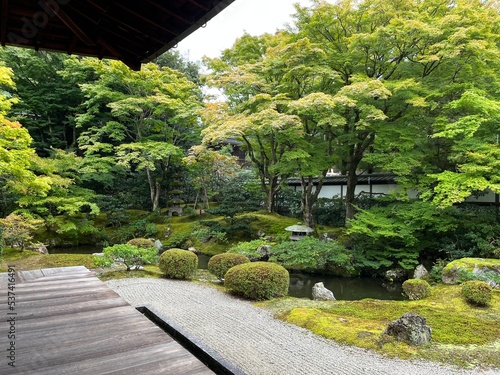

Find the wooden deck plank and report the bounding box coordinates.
[2,267,215,374]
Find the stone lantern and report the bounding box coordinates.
[285,222,314,241]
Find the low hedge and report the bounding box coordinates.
[224,262,289,300]
[158,249,198,279]
[208,253,250,280]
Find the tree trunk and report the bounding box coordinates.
[301,174,327,229]
[146,167,161,212]
[345,168,358,222]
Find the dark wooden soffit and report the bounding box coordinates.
[0,0,235,70]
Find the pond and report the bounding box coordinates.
[49,249,404,301]
[196,253,404,301]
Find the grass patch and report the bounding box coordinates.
[256,285,500,369]
[0,247,95,272]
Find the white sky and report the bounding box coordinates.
[175,0,313,62]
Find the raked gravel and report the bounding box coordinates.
[106,278,499,375]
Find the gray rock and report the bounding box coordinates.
[154,239,164,251]
[312,282,336,301]
[29,243,48,254]
[385,268,407,282]
[92,252,105,257]
[413,264,429,279]
[384,312,432,346]
[257,245,271,260]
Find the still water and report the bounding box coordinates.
[197,253,404,301]
[50,249,403,301]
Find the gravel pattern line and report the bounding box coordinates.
[106,278,499,375]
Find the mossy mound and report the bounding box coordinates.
[158,249,198,279]
[224,262,289,300]
[261,284,500,369]
[208,253,250,280]
[442,258,500,285]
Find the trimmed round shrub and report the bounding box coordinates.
[224,262,289,300]
[208,253,250,280]
[461,280,493,307]
[158,249,198,279]
[127,238,156,249]
[402,279,432,300]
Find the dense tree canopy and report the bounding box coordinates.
[202,0,500,227]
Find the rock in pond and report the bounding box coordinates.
[312,282,336,301]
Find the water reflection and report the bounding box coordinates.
[48,250,403,301]
[289,273,404,300]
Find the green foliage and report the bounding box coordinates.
[0,213,43,251]
[164,232,192,249]
[127,238,156,249]
[207,253,250,280]
[457,269,500,286]
[224,262,289,300]
[101,243,157,271]
[228,239,272,260]
[191,226,228,244]
[402,279,432,300]
[127,219,159,238]
[348,200,466,272]
[269,237,353,273]
[461,280,493,307]
[158,249,198,279]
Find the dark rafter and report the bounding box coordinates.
[0,0,235,70]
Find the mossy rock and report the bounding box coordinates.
[402,279,432,300]
[442,258,500,285]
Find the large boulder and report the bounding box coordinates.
[413,264,429,280]
[384,312,432,346]
[312,282,336,301]
[442,258,500,287]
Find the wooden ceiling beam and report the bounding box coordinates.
[143,0,191,24]
[113,3,177,36]
[1,0,8,46]
[40,0,95,46]
[186,0,209,12]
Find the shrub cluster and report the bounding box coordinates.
[127,238,156,249]
[224,262,289,300]
[208,253,250,280]
[100,243,157,271]
[402,279,432,300]
[461,280,493,307]
[158,249,198,279]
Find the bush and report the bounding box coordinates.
[402,279,432,300]
[101,244,157,271]
[461,280,493,307]
[224,262,289,300]
[269,237,354,273]
[158,249,198,279]
[127,238,156,249]
[208,253,250,280]
[228,239,272,260]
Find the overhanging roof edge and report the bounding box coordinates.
[142,0,236,63]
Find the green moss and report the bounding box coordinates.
[261,284,500,369]
[0,248,95,271]
[443,257,500,273]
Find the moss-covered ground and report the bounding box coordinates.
[0,247,95,272]
[256,285,500,369]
